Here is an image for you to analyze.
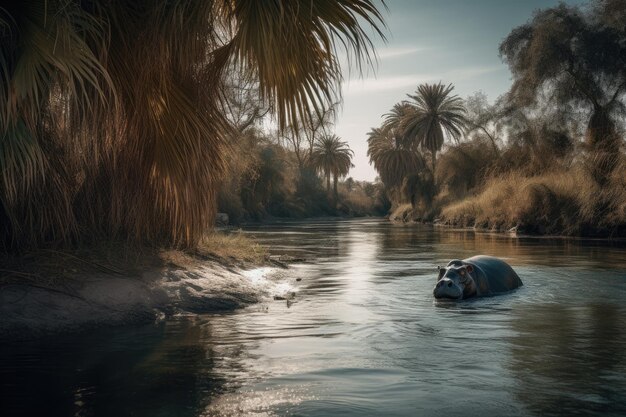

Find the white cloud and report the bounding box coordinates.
[444,65,506,82]
[376,46,427,60]
[343,65,505,96]
[344,74,429,94]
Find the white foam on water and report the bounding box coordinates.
[241,267,298,300]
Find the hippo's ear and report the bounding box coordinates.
[465,264,474,274]
[447,259,463,267]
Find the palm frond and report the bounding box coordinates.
[0,120,45,203]
[223,0,386,130]
[366,126,424,188]
[398,83,468,168]
[0,0,386,249]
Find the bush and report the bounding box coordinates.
[337,181,389,217]
[436,140,497,198]
[440,164,626,237]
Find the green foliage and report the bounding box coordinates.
[337,180,390,216]
[293,166,336,217]
[464,91,503,155]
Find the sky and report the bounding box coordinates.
[336,0,586,181]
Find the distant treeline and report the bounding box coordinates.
[368,0,626,237]
[217,117,389,224]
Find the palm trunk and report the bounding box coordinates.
[333,174,338,203]
[326,171,331,193]
[431,151,437,175]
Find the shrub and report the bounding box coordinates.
[440,165,626,237]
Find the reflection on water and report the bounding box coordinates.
[509,303,626,416]
[1,321,232,417]
[2,219,626,416]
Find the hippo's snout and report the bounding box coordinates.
[433,278,462,299]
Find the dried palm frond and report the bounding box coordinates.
[0,0,386,250]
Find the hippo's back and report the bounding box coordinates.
[465,255,522,294]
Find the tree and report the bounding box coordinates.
[393,83,467,172]
[464,91,503,156]
[382,102,414,139]
[345,177,356,192]
[220,71,270,133]
[280,101,339,170]
[366,126,425,201]
[500,2,626,153]
[0,0,385,249]
[311,135,354,201]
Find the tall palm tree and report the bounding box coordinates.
[395,83,467,172]
[311,135,354,201]
[0,1,385,249]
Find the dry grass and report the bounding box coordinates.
[337,184,388,216]
[196,231,268,266]
[0,230,268,291]
[340,191,373,215]
[440,165,626,236]
[389,203,415,222]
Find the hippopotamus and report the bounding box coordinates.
[433,255,522,300]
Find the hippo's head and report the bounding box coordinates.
[433,262,477,300]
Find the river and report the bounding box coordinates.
[2,219,626,416]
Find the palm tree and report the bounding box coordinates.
[311,135,354,201]
[402,171,436,210]
[366,127,425,194]
[382,102,414,145]
[394,83,467,172]
[0,1,385,249]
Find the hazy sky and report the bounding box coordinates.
[337,0,586,181]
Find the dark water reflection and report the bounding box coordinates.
[2,219,626,416]
[509,303,626,416]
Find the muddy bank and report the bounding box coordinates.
[0,250,294,340]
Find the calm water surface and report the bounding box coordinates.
[2,219,626,416]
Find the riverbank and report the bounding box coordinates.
[389,167,626,239]
[0,232,295,340]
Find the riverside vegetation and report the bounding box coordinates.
[369,1,626,238]
[0,1,387,256]
[0,1,387,336]
[1,0,625,275]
